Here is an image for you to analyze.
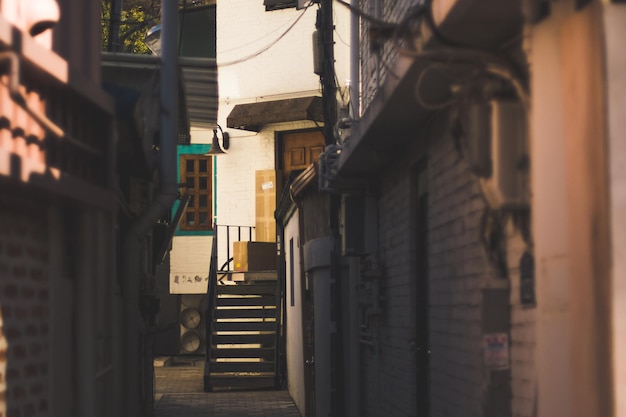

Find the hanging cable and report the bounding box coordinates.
[334,0,528,107]
[219,2,314,67]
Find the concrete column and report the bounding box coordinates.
[529,4,573,416]
[603,4,626,415]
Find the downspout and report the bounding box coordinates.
[349,0,359,119]
[122,0,178,415]
[346,5,361,417]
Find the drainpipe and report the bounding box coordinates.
[347,4,361,417]
[349,0,359,119]
[122,0,178,415]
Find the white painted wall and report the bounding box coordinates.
[171,0,349,293]
[284,211,305,416]
[213,0,350,259]
[169,235,213,294]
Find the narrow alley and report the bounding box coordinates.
[154,359,302,417]
[1,1,625,417]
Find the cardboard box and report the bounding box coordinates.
[255,170,280,242]
[233,241,277,272]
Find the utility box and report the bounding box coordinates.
[233,241,277,272]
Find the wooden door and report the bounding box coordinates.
[281,131,325,186]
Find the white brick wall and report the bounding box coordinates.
[217,2,350,102]
[203,0,350,264]
[169,236,213,294]
[172,0,350,294]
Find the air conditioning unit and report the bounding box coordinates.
[479,99,529,210]
[179,294,206,355]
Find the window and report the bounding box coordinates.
[180,154,212,231]
[263,0,297,11]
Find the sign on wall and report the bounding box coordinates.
[483,333,510,370]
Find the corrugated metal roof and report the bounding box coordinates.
[179,57,218,129]
[101,53,218,129]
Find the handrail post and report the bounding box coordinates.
[204,223,219,392]
[226,226,231,270]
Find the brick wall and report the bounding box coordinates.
[375,170,415,417]
[362,124,536,417]
[169,235,213,294]
[0,195,50,417]
[428,132,488,417]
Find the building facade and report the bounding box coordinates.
[0,1,120,416]
[284,0,625,416]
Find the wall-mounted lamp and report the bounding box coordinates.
[205,125,230,156]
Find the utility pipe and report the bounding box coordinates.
[122,0,178,415]
[349,0,359,118]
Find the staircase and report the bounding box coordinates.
[203,225,281,392]
[204,281,279,391]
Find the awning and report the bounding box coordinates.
[227,96,324,132]
[101,53,218,131]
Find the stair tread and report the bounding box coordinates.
[215,308,276,319]
[216,284,277,295]
[216,295,276,307]
[213,321,276,331]
[208,361,275,373]
[211,333,275,345]
[211,347,275,359]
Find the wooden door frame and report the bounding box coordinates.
[274,127,325,182]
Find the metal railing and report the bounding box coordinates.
[204,223,255,391]
[203,223,219,392]
[214,224,255,272]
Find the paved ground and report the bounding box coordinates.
[154,363,302,417]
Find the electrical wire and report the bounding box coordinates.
[414,65,458,110]
[219,6,312,55]
[219,2,314,67]
[334,27,350,48]
[334,0,529,108]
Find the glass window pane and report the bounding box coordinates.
[199,212,209,225]
[186,212,195,226]
[198,159,208,173]
[186,177,195,188]
[199,177,208,189]
[188,195,195,208]
[186,159,195,173]
[199,195,208,208]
